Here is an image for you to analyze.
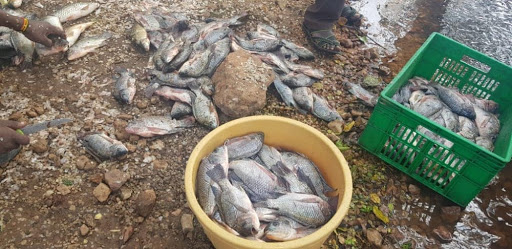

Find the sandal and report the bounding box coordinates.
[302,24,341,54]
[341,6,363,27]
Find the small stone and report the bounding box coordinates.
[181,214,194,234]
[120,187,133,200]
[88,173,103,184]
[27,110,38,118]
[118,114,133,120]
[339,38,353,48]
[441,206,461,223]
[9,111,23,120]
[408,184,421,195]
[171,209,182,217]
[123,226,134,244]
[153,160,168,170]
[57,185,71,195]
[136,100,149,109]
[113,120,128,130]
[31,139,48,154]
[327,133,340,142]
[363,74,381,87]
[93,183,111,202]
[104,169,129,191]
[94,213,103,220]
[433,225,452,243]
[378,65,391,76]
[366,228,383,247]
[126,144,137,153]
[20,240,27,246]
[76,155,90,170]
[34,106,45,115]
[328,120,344,134]
[351,110,363,116]
[135,189,156,217]
[69,205,76,211]
[115,130,130,141]
[80,224,90,236]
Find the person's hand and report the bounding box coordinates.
[23,20,67,47]
[0,120,30,154]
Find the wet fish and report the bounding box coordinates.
[197,145,229,216]
[247,31,277,41]
[35,16,69,56]
[164,40,192,73]
[202,38,230,76]
[254,52,290,74]
[179,24,199,42]
[472,98,499,114]
[113,68,136,105]
[10,31,34,70]
[224,132,265,160]
[474,106,500,138]
[255,193,332,227]
[149,70,195,88]
[410,91,444,118]
[67,32,112,61]
[191,87,219,129]
[265,217,317,242]
[151,9,189,32]
[457,116,478,141]
[273,77,301,110]
[161,39,185,63]
[41,15,64,31]
[475,136,494,151]
[125,115,195,137]
[281,72,315,87]
[131,23,150,52]
[255,207,279,222]
[53,2,99,23]
[281,39,315,60]
[203,27,231,47]
[257,23,280,38]
[292,87,314,112]
[0,32,13,50]
[179,48,212,77]
[228,159,285,202]
[257,145,283,170]
[65,21,94,47]
[187,76,215,96]
[435,84,476,119]
[78,133,128,162]
[207,164,260,237]
[312,94,342,122]
[277,46,299,62]
[147,30,164,49]
[133,12,163,31]
[234,35,281,52]
[152,37,171,70]
[272,160,314,195]
[345,82,378,107]
[154,86,195,105]
[170,102,192,119]
[440,107,459,132]
[284,61,324,79]
[198,13,248,39]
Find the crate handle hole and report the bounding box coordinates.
[461,55,491,73]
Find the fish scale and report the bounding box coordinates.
[67,32,112,61]
[228,160,284,202]
[262,193,332,227]
[53,2,99,23]
[224,132,264,160]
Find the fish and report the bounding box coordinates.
[149,70,195,88]
[164,40,192,73]
[273,77,302,110]
[187,76,215,96]
[472,98,499,114]
[257,145,283,170]
[312,94,343,122]
[207,164,261,237]
[281,39,315,60]
[247,31,277,41]
[234,35,281,52]
[281,152,333,201]
[65,21,95,47]
[277,46,299,62]
[78,133,128,162]
[191,87,219,129]
[198,13,248,39]
[281,72,315,87]
[256,24,280,38]
[133,12,164,31]
[203,27,231,47]
[284,61,324,79]
[409,91,444,118]
[202,38,230,77]
[170,102,192,119]
[0,32,13,50]
[197,145,229,216]
[228,159,285,202]
[41,15,64,31]
[179,24,199,42]
[224,132,265,160]
[292,87,314,112]
[67,32,112,61]
[474,106,500,139]
[125,115,195,137]
[147,30,164,49]
[457,116,478,141]
[35,16,69,56]
[179,48,212,77]
[435,84,476,119]
[131,23,150,52]
[264,217,317,242]
[255,207,279,222]
[272,160,314,195]
[151,9,189,33]
[475,136,494,151]
[154,86,195,105]
[254,52,290,74]
[113,68,136,105]
[255,193,332,227]
[161,39,184,64]
[439,107,459,132]
[152,37,171,70]
[52,2,100,23]
[10,31,34,70]
[345,82,378,106]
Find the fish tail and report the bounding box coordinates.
[206,164,226,183]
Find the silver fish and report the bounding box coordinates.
[170,102,192,119]
[149,70,195,88]
[272,160,314,195]
[147,30,164,49]
[312,94,342,122]
[435,84,476,119]
[257,144,283,170]
[284,61,324,79]
[198,13,248,39]
[281,39,315,60]
[202,38,230,77]
[410,91,444,118]
[474,106,500,138]
[440,107,459,132]
[472,98,499,114]
[131,23,150,52]
[133,12,163,31]
[0,32,13,50]
[161,39,184,64]
[67,32,112,61]
[65,21,94,47]
[281,72,315,87]
[53,2,99,23]
[10,31,34,70]
[254,52,290,74]
[113,68,136,105]
[278,46,299,62]
[125,116,195,137]
[203,27,231,47]
[345,82,378,107]
[35,16,68,56]
[154,86,195,105]
[225,132,265,160]
[179,24,199,42]
[292,87,314,112]
[273,77,301,110]
[475,136,494,151]
[179,48,212,77]
[256,23,280,38]
[207,164,261,237]
[255,207,279,222]
[164,40,192,73]
[197,145,229,216]
[457,116,478,141]
[255,193,332,227]
[265,217,317,242]
[191,88,219,129]
[247,31,277,41]
[234,35,281,52]
[78,133,128,162]
[228,160,285,202]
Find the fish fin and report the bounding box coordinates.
[327,195,339,213]
[206,164,226,182]
[273,161,292,176]
[210,182,221,199]
[214,219,240,236]
[297,167,316,194]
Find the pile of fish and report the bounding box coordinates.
[196,132,337,241]
[0,2,110,69]
[393,76,500,151]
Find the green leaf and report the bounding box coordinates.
[357,35,368,44]
[62,179,73,186]
[335,140,350,152]
[373,206,389,223]
[345,238,357,246]
[388,203,395,213]
[360,205,372,213]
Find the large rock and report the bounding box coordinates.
[104,169,129,191]
[212,50,275,118]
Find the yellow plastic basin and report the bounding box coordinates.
[184,115,353,249]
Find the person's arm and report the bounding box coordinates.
[0,120,29,154]
[0,10,66,47]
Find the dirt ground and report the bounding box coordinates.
[0,0,457,248]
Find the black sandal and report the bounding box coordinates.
[302,24,341,54]
[341,6,363,27]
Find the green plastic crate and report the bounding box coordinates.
[359,32,512,206]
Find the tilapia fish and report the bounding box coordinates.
[272,160,314,195]
[224,132,265,160]
[475,136,494,151]
[35,16,69,56]
[277,46,299,62]
[435,84,476,119]
[312,94,342,122]
[113,68,136,105]
[161,39,185,64]
[170,102,192,119]
[247,31,277,41]
[409,91,444,118]
[273,77,301,110]
[197,145,229,216]
[234,35,281,52]
[164,40,192,73]
[78,133,128,162]
[281,39,315,60]
[265,217,317,242]
[179,48,212,77]
[131,23,150,52]
[53,2,99,23]
[207,164,260,236]
[457,116,478,141]
[474,106,500,138]
[202,27,231,47]
[149,70,195,88]
[154,86,195,105]
[65,21,94,47]
[191,88,219,129]
[257,23,280,38]
[125,115,195,137]
[10,31,34,70]
[257,144,283,170]
[202,38,230,77]
[292,87,314,112]
[67,32,112,61]
[254,52,290,74]
[345,82,378,107]
[284,61,324,79]
[147,30,164,50]
[228,159,285,202]
[281,72,315,88]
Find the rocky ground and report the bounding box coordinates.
[0,0,472,249]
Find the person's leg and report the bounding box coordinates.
[303,0,345,54]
